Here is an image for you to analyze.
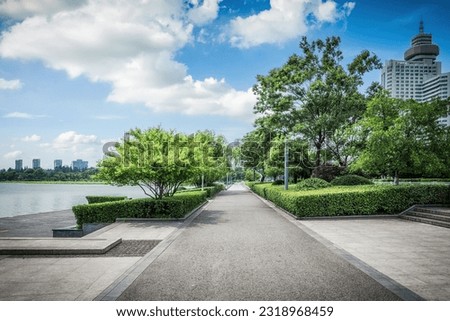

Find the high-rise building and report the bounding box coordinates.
[32,158,41,169]
[54,159,63,170]
[72,159,88,171]
[15,159,23,171]
[381,21,450,125]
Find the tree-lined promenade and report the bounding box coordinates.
[2,36,449,188]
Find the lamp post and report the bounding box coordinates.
[284,136,289,190]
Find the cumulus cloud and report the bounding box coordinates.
[0,0,255,120]
[187,0,221,25]
[0,78,22,90]
[52,131,98,150]
[228,0,355,48]
[21,134,41,142]
[3,150,22,159]
[0,0,87,19]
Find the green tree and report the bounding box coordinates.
[96,127,195,198]
[351,93,450,183]
[253,36,382,167]
[189,130,229,187]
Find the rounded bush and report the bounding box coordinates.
[272,180,284,186]
[331,175,374,186]
[295,178,331,191]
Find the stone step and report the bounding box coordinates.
[414,207,450,216]
[400,215,450,229]
[406,211,450,223]
[0,237,122,255]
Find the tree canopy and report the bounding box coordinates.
[96,127,229,198]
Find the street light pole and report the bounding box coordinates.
[284,136,289,190]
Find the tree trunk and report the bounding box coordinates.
[393,171,399,185]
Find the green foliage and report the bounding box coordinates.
[176,184,224,198]
[272,180,284,185]
[86,196,128,204]
[249,183,450,217]
[295,178,331,190]
[0,167,98,182]
[96,127,229,199]
[351,94,450,183]
[311,165,345,182]
[331,175,373,186]
[253,36,381,167]
[73,190,208,225]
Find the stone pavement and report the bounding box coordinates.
[0,183,449,301]
[117,184,401,301]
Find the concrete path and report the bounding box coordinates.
[117,183,401,301]
[299,218,450,300]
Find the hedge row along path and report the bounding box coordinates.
[118,183,403,300]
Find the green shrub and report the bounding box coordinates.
[248,183,450,218]
[73,190,208,225]
[272,180,284,185]
[295,178,331,191]
[85,195,128,204]
[311,165,345,182]
[331,175,374,186]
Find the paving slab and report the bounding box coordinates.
[299,218,450,301]
[0,237,122,255]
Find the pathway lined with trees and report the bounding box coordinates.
[118,183,401,301]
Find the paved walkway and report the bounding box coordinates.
[117,184,400,301]
[0,183,449,300]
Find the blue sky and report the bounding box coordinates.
[0,0,449,170]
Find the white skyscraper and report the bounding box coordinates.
[381,21,450,125]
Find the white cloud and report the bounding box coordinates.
[0,0,87,19]
[0,0,254,120]
[3,150,22,159]
[4,112,32,119]
[0,78,22,90]
[52,131,98,150]
[187,0,221,25]
[3,112,45,119]
[21,134,41,142]
[228,0,356,48]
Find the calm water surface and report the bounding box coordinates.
[0,183,146,218]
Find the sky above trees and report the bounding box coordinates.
[0,0,449,169]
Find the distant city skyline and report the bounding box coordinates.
[7,158,89,171]
[1,1,449,169]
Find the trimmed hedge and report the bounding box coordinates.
[176,184,225,198]
[73,190,208,226]
[249,183,450,217]
[331,175,374,186]
[86,195,128,204]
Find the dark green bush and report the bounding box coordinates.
[86,195,128,204]
[331,175,374,186]
[311,165,345,182]
[295,178,331,191]
[248,183,450,218]
[272,180,284,185]
[73,190,208,225]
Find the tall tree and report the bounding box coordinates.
[351,93,450,183]
[253,36,382,167]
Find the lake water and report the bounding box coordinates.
[0,183,147,218]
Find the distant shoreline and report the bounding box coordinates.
[0,181,108,185]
